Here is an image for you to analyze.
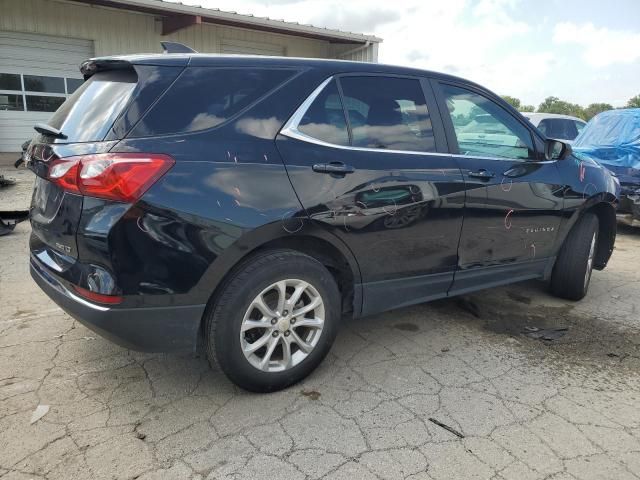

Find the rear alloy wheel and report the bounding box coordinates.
[550,213,599,301]
[205,250,340,392]
[240,279,325,372]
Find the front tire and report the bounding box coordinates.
[550,213,599,300]
[205,249,340,392]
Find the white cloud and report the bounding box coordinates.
[165,0,640,106]
[553,22,640,67]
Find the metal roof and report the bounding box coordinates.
[73,0,383,44]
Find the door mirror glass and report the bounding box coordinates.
[545,138,572,160]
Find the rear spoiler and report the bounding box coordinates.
[80,42,196,79]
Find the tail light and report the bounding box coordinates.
[48,153,174,202]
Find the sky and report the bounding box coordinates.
[167,0,640,108]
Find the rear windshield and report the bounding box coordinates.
[128,67,297,137]
[48,70,137,143]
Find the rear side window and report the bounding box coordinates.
[47,70,137,143]
[130,67,296,137]
[298,80,349,146]
[340,76,435,152]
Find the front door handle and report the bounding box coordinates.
[468,169,495,180]
[312,162,355,176]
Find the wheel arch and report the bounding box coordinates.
[586,200,617,270]
[195,222,362,345]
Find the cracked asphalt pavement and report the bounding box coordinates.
[2,168,640,479]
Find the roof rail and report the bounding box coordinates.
[161,42,198,54]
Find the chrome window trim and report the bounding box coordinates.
[279,75,540,162]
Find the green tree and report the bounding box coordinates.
[501,95,521,109]
[520,105,535,112]
[583,103,613,120]
[537,96,585,119]
[627,94,640,108]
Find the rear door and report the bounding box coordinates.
[276,73,466,315]
[431,80,564,292]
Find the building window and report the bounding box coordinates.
[0,72,84,112]
[0,73,21,91]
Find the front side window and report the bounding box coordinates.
[340,76,435,152]
[575,120,586,135]
[442,84,535,160]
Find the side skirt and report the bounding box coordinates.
[359,258,554,318]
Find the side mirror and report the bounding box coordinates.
[544,139,572,160]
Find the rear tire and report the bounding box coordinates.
[550,213,599,301]
[205,249,340,392]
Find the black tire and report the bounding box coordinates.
[205,249,340,392]
[550,213,599,301]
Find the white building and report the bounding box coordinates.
[0,0,382,151]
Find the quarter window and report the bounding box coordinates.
[130,68,297,137]
[339,76,435,152]
[442,84,535,160]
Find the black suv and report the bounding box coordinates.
[29,51,619,391]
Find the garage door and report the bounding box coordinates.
[0,31,94,152]
[221,39,285,56]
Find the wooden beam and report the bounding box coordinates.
[162,14,201,36]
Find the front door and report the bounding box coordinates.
[432,81,564,293]
[276,74,466,315]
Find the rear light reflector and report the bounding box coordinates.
[72,285,123,305]
[48,153,174,202]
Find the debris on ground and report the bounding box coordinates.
[30,405,50,424]
[0,175,16,187]
[428,417,465,438]
[523,326,568,341]
[300,389,321,401]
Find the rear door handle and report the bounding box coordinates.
[312,162,355,176]
[468,169,495,180]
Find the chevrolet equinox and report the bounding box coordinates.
[28,50,619,391]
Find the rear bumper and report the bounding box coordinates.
[30,256,205,352]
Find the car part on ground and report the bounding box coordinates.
[28,46,619,391]
[0,210,30,236]
[573,108,640,226]
[14,139,32,168]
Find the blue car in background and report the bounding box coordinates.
[573,108,640,226]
